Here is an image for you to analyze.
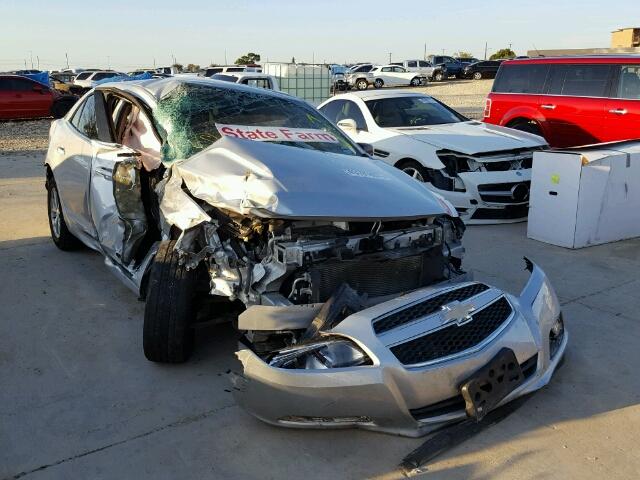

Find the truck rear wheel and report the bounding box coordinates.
[356,79,368,90]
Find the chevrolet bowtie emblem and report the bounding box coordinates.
[440,301,476,325]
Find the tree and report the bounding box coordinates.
[490,48,516,60]
[235,52,261,65]
[171,63,183,72]
[454,51,474,59]
[185,63,201,72]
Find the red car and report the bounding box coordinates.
[483,56,640,147]
[0,75,75,120]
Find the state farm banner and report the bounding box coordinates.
[216,124,339,143]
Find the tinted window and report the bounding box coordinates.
[616,65,640,99]
[382,67,392,72]
[10,78,34,91]
[226,67,245,72]
[355,65,372,73]
[211,74,238,83]
[407,61,417,68]
[418,61,430,67]
[365,96,466,128]
[92,72,119,81]
[492,64,550,94]
[319,99,346,123]
[206,68,223,76]
[393,67,405,72]
[547,64,612,97]
[73,94,98,139]
[75,72,91,80]
[0,78,11,90]
[334,100,367,130]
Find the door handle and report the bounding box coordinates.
[608,108,627,115]
[540,104,556,110]
[56,146,65,155]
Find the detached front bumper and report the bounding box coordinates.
[231,262,567,437]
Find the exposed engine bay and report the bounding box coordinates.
[173,198,465,357]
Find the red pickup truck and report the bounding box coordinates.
[483,56,640,147]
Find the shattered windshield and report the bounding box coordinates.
[154,83,360,162]
[365,96,467,128]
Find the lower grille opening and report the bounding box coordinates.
[410,353,539,420]
[471,205,529,220]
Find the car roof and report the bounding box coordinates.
[328,90,431,101]
[503,55,640,65]
[94,76,296,105]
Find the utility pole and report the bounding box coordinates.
[442,48,445,55]
[388,52,392,63]
[65,52,69,69]
[37,56,39,70]
[424,43,427,61]
[224,50,228,65]
[30,51,33,69]
[107,56,110,69]
[484,42,488,60]
[24,59,27,69]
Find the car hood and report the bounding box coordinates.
[390,121,546,155]
[170,136,449,220]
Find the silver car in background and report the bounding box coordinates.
[44,77,566,436]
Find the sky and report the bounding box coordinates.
[0,0,637,71]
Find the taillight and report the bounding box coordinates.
[483,98,492,118]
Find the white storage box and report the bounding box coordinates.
[528,141,640,248]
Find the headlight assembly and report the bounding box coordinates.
[269,337,372,370]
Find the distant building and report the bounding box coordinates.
[611,27,640,48]
[526,26,640,57]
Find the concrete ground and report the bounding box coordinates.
[1,148,639,480]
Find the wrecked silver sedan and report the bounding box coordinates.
[45,78,566,436]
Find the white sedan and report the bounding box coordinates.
[318,91,548,224]
[73,70,127,89]
[366,65,426,89]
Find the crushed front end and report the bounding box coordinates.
[230,261,566,437]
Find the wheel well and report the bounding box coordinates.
[45,165,54,189]
[394,158,422,169]
[506,117,538,129]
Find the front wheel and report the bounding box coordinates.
[355,79,368,90]
[373,78,384,89]
[410,77,421,87]
[47,175,82,250]
[397,159,429,183]
[143,240,199,363]
[473,72,482,80]
[433,72,444,82]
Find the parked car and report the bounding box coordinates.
[50,73,85,95]
[345,63,375,90]
[73,70,127,89]
[329,64,349,91]
[318,91,548,223]
[428,55,465,79]
[484,56,640,147]
[45,77,565,437]
[0,74,76,119]
[398,59,447,82]
[367,65,427,88]
[210,72,279,90]
[463,60,504,80]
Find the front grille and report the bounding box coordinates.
[471,205,529,220]
[390,297,513,365]
[409,353,538,420]
[477,181,531,204]
[311,248,444,302]
[373,283,490,334]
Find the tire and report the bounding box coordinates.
[373,78,384,89]
[355,79,368,91]
[433,72,444,82]
[508,120,544,138]
[143,240,199,363]
[473,72,482,80]
[51,97,76,119]
[47,175,82,250]
[397,159,429,183]
[410,77,421,87]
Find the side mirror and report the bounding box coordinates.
[337,118,358,131]
[358,143,374,156]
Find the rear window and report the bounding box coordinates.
[75,72,91,80]
[547,64,612,97]
[93,72,119,81]
[492,64,550,94]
